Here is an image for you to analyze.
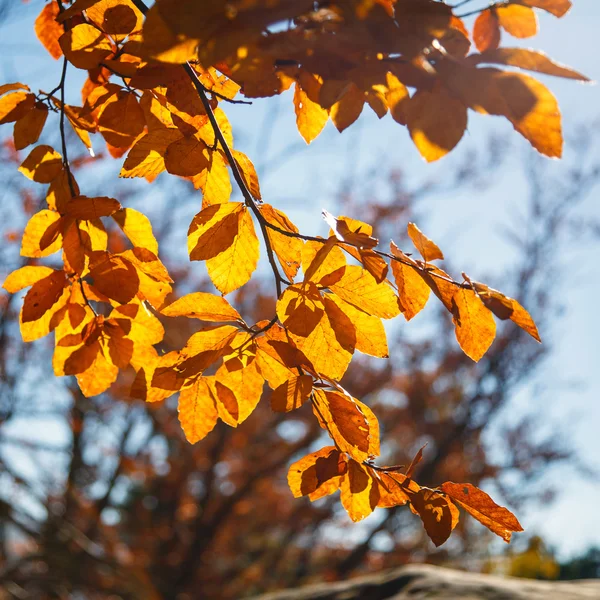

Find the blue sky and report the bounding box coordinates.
[1,0,598,560]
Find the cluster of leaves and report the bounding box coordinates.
[0,0,584,546]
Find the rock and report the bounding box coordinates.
[251,564,600,600]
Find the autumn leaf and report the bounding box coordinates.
[35,1,64,60]
[441,482,523,542]
[162,292,242,323]
[473,9,501,53]
[59,24,113,70]
[340,459,380,522]
[452,288,497,362]
[390,242,431,320]
[288,446,346,500]
[19,145,63,183]
[271,374,313,412]
[14,102,49,150]
[407,222,444,262]
[112,207,159,255]
[294,72,329,144]
[178,378,219,444]
[409,488,460,547]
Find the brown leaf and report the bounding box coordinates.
[288,446,346,499]
[473,9,501,53]
[271,375,313,412]
[410,488,459,547]
[14,103,49,150]
[441,482,523,542]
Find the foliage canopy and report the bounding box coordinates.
[0,0,587,547]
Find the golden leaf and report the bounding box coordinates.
[112,208,159,255]
[389,242,431,320]
[294,72,329,144]
[35,1,63,60]
[452,288,496,362]
[407,222,444,261]
[120,128,182,180]
[178,378,219,444]
[271,374,313,412]
[288,446,346,499]
[21,210,63,258]
[59,24,113,70]
[162,292,242,322]
[206,206,259,295]
[260,204,303,281]
[497,5,538,38]
[340,459,379,522]
[14,103,49,150]
[3,266,55,293]
[329,265,400,319]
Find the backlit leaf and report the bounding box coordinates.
[112,208,159,255]
[19,145,63,183]
[178,378,219,444]
[340,459,379,522]
[452,288,496,362]
[162,292,242,322]
[441,482,523,542]
[407,222,444,261]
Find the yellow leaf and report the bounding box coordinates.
[35,1,63,59]
[19,145,63,183]
[3,266,55,293]
[112,208,159,255]
[290,310,352,380]
[324,293,388,359]
[452,288,496,362]
[340,459,379,522]
[162,292,242,322]
[20,270,70,342]
[294,72,329,144]
[277,282,324,338]
[85,0,143,42]
[271,374,313,412]
[14,103,49,150]
[322,210,378,249]
[206,207,259,295]
[59,24,113,70]
[386,72,410,125]
[194,151,232,206]
[215,359,264,425]
[21,210,63,258]
[302,239,346,285]
[329,265,400,319]
[76,351,119,397]
[390,242,431,320]
[120,128,182,180]
[407,222,444,262]
[178,378,219,443]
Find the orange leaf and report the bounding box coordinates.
[233,150,261,201]
[35,1,63,59]
[441,482,523,542]
[473,9,501,53]
[187,202,242,261]
[260,204,303,281]
[407,222,444,261]
[452,288,496,362]
[467,48,589,81]
[330,84,365,132]
[178,378,219,443]
[519,0,571,17]
[497,5,538,38]
[389,242,431,320]
[277,282,324,338]
[406,87,467,162]
[88,251,140,304]
[164,136,210,177]
[322,210,378,249]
